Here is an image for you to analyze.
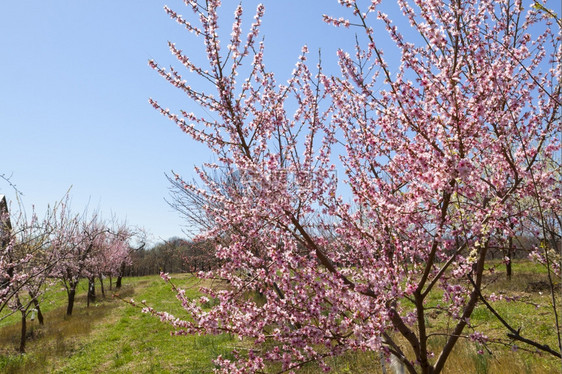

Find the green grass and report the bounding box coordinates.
[0,261,560,373]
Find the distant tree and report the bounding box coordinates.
[83,221,132,297]
[127,237,212,276]
[105,224,133,290]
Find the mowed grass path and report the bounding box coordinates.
[0,261,561,373]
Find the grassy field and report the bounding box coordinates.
[0,275,238,373]
[0,261,560,373]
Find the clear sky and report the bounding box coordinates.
[0,1,361,243]
[2,1,559,243]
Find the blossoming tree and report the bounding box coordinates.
[148,0,561,372]
[86,222,132,297]
[0,197,65,352]
[50,211,130,315]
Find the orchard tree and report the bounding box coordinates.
[51,211,132,312]
[93,222,132,294]
[50,210,108,315]
[0,196,64,352]
[8,211,58,353]
[0,195,14,311]
[147,0,561,372]
[50,207,83,316]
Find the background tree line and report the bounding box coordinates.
[126,237,217,276]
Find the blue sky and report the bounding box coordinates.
[0,1,362,242]
[2,1,559,243]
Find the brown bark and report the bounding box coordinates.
[506,234,513,280]
[31,295,44,325]
[66,286,76,316]
[19,308,26,354]
[99,274,105,298]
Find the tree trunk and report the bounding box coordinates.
[506,222,515,280]
[67,285,76,316]
[19,308,27,353]
[506,235,513,280]
[99,274,105,298]
[116,261,126,288]
[109,275,113,290]
[87,277,96,307]
[16,295,27,353]
[31,295,44,325]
